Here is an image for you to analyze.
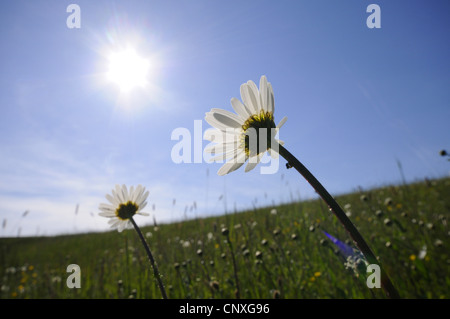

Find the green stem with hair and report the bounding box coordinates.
[130,217,168,299]
[276,142,400,299]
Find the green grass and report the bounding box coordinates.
[1,177,449,299]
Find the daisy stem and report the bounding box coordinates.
[130,217,168,299]
[277,143,400,299]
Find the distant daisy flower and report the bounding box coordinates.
[99,184,168,298]
[204,75,287,175]
[99,184,149,233]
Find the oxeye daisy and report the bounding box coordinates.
[204,75,287,175]
[205,76,399,299]
[99,184,167,299]
[99,184,149,233]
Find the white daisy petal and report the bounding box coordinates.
[240,83,257,114]
[210,108,243,128]
[267,82,275,113]
[130,185,138,203]
[142,189,150,201]
[117,221,126,232]
[259,75,269,112]
[205,113,244,132]
[109,219,121,226]
[111,188,119,204]
[205,115,229,131]
[139,201,148,211]
[105,194,118,206]
[217,152,247,176]
[99,212,115,217]
[139,189,150,203]
[133,185,142,203]
[137,190,149,207]
[276,116,287,129]
[209,148,239,163]
[134,185,145,205]
[205,142,239,155]
[138,212,150,216]
[122,185,129,202]
[231,97,251,120]
[218,161,241,176]
[241,82,260,114]
[129,186,134,201]
[245,154,263,172]
[246,80,261,112]
[115,185,124,203]
[99,203,115,212]
[122,184,129,202]
[204,128,240,143]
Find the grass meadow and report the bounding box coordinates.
[0,177,448,299]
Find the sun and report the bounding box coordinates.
[106,47,150,93]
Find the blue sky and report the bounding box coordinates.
[0,1,449,237]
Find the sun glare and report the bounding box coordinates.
[106,48,150,93]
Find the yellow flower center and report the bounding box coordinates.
[241,111,276,156]
[116,201,138,220]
